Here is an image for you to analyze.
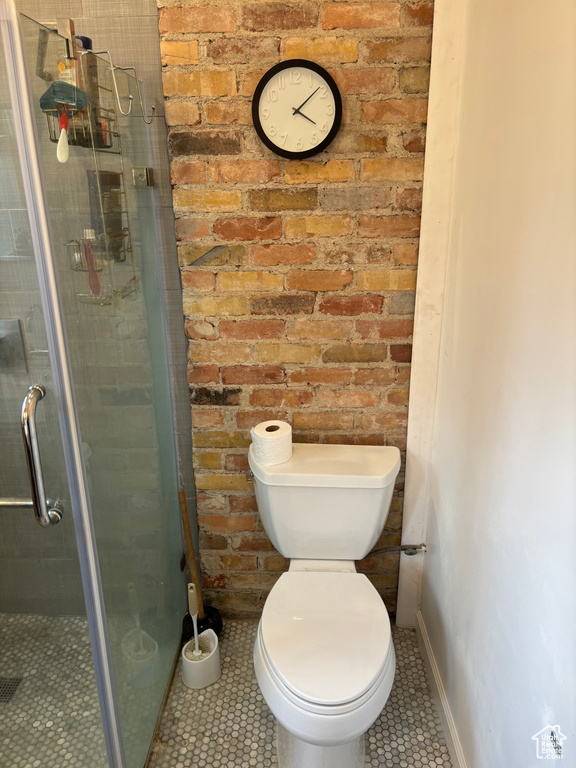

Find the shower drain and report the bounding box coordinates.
[0,677,22,703]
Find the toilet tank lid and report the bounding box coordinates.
[248,443,401,488]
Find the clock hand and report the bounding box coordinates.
[293,87,320,114]
[292,109,316,125]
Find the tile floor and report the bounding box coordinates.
[0,613,108,768]
[148,620,453,768]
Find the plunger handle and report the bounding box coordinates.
[178,489,205,619]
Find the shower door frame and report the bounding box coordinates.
[0,2,125,765]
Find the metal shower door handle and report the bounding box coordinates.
[21,385,62,527]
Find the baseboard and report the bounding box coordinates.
[415,611,468,768]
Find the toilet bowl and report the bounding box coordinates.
[253,569,396,749]
[248,442,401,768]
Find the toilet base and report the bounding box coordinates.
[277,723,365,768]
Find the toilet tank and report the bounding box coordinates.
[248,443,401,561]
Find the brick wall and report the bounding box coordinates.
[157,0,433,617]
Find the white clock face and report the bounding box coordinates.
[253,61,341,158]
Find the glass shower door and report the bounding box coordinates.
[0,14,108,768]
[1,7,185,768]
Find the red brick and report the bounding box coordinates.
[319,295,384,315]
[206,36,280,64]
[287,319,353,341]
[181,271,216,291]
[209,159,281,184]
[286,270,353,292]
[221,365,285,384]
[288,367,352,385]
[185,319,218,340]
[187,364,219,384]
[198,514,258,532]
[402,129,427,153]
[323,3,400,30]
[220,319,285,339]
[394,243,419,266]
[396,187,423,212]
[358,216,421,239]
[354,367,396,386]
[236,410,288,429]
[175,217,210,241]
[199,533,228,550]
[242,3,318,31]
[362,99,428,124]
[355,319,414,339]
[171,160,206,185]
[390,344,412,362]
[232,534,276,552]
[249,389,313,407]
[229,495,258,514]
[213,217,282,240]
[251,244,316,266]
[364,37,432,63]
[388,388,410,407]
[401,2,434,27]
[224,453,250,471]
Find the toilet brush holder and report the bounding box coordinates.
[181,629,220,689]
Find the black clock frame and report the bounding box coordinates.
[252,59,343,160]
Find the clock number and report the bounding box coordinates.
[277,75,286,90]
[296,137,303,150]
[280,133,288,146]
[289,70,301,85]
[327,104,334,115]
[320,122,328,133]
[311,133,318,145]
[262,107,270,120]
[269,124,277,137]
[267,88,278,103]
[319,86,328,99]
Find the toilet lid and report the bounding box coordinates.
[260,571,391,707]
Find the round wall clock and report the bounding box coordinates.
[252,59,342,159]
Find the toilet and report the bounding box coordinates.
[248,442,401,768]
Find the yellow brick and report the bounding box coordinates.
[258,343,321,363]
[285,216,354,238]
[160,40,199,66]
[194,431,251,448]
[190,341,252,364]
[165,101,201,127]
[173,189,241,212]
[361,158,425,182]
[217,271,284,292]
[285,160,355,184]
[357,270,417,291]
[196,452,222,469]
[195,473,250,491]
[183,296,249,316]
[285,37,358,63]
[162,70,236,97]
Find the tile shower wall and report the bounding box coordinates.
[159,1,433,616]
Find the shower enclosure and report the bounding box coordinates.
[0,4,187,766]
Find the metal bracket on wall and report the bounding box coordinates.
[371,544,427,557]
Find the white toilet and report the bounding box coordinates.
[248,442,401,768]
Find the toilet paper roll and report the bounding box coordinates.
[250,420,292,466]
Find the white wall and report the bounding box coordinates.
[411,0,576,765]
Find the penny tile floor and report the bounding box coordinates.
[148,620,453,768]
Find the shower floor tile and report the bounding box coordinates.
[148,621,453,768]
[0,613,108,768]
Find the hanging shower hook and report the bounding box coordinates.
[79,49,133,116]
[115,66,156,124]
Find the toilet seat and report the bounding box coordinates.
[260,571,392,707]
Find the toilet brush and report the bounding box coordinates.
[184,584,211,662]
[179,490,223,640]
